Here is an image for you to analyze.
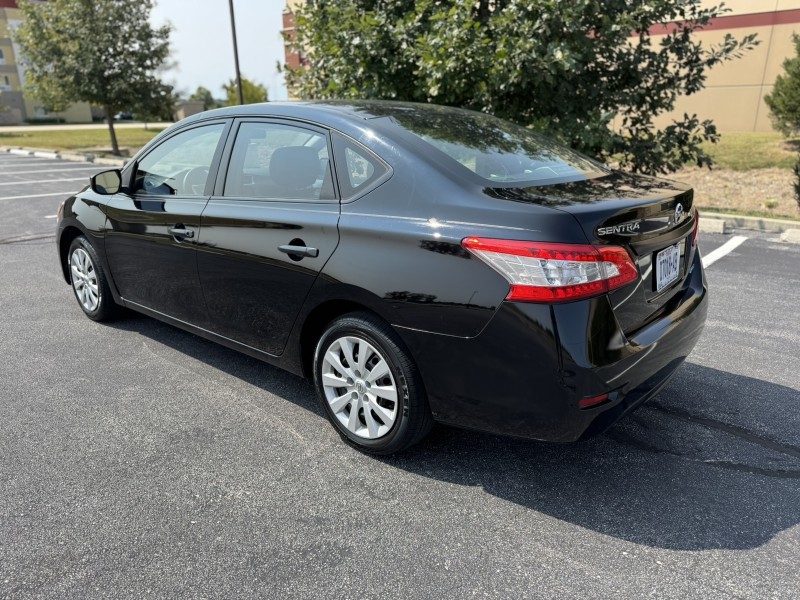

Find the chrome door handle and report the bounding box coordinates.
[168,226,195,239]
[278,244,319,258]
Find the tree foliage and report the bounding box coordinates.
[189,86,223,111]
[223,77,268,106]
[285,0,758,174]
[14,0,172,155]
[765,35,800,137]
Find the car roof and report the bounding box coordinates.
[179,100,476,130]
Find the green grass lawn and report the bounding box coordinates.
[0,127,794,169]
[0,128,161,154]
[702,132,799,170]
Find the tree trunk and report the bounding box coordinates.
[104,105,120,156]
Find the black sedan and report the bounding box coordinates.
[56,101,707,454]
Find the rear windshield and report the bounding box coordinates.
[388,107,608,186]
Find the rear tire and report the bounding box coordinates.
[313,312,433,455]
[68,236,120,322]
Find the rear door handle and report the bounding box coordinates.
[278,244,319,258]
[168,226,195,239]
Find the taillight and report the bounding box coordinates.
[461,237,639,303]
[691,208,699,247]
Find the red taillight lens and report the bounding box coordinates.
[691,208,699,247]
[461,238,639,303]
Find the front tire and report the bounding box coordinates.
[68,236,119,322]
[313,312,433,455]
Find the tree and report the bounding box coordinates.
[223,77,268,106]
[765,35,800,137]
[285,0,758,174]
[14,0,172,155]
[132,82,177,124]
[189,86,222,111]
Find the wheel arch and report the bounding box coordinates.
[58,225,85,284]
[297,299,381,379]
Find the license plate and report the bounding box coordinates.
[655,244,681,292]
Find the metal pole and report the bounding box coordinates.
[228,0,244,105]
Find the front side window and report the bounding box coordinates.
[223,122,335,201]
[133,124,225,196]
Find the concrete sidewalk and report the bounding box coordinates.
[1,146,128,167]
[0,122,171,133]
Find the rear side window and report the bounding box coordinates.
[332,132,390,201]
[223,122,335,201]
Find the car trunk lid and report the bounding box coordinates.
[487,171,698,334]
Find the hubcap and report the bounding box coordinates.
[321,335,398,439]
[70,248,100,312]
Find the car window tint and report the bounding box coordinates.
[134,124,224,196]
[378,105,608,186]
[223,122,336,201]
[344,147,375,188]
[331,132,389,201]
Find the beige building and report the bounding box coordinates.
[654,0,800,132]
[282,1,800,132]
[0,0,92,124]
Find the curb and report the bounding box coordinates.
[697,212,799,234]
[0,145,128,167]
[780,229,800,244]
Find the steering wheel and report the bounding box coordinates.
[181,167,210,195]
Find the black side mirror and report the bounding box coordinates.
[90,169,122,195]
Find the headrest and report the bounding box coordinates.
[270,146,320,189]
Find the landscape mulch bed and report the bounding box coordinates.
[670,167,799,220]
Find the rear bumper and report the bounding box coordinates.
[396,249,708,442]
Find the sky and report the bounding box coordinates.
[150,0,288,102]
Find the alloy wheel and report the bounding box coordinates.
[320,335,399,439]
[70,247,100,312]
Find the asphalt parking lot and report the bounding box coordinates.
[1,152,798,599]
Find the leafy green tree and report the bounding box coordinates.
[794,157,800,210]
[14,0,172,155]
[132,82,177,124]
[285,0,758,174]
[223,77,268,106]
[189,86,223,111]
[765,35,800,137]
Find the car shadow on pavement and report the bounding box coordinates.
[392,363,800,552]
[111,316,800,552]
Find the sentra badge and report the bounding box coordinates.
[597,221,641,236]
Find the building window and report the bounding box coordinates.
[0,75,10,91]
[0,48,5,65]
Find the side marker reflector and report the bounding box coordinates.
[578,393,610,410]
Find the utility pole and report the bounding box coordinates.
[228,0,244,105]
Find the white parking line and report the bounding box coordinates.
[44,215,58,219]
[702,235,748,268]
[0,177,88,186]
[0,166,101,175]
[0,191,72,201]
